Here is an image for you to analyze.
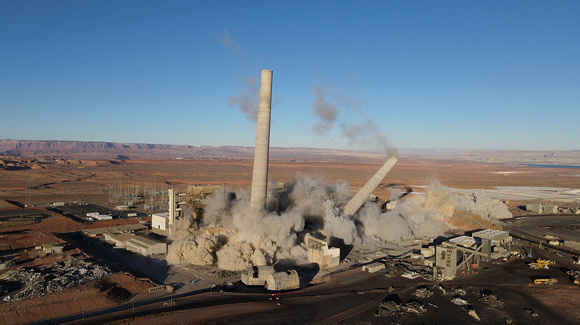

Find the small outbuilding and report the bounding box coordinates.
[152,213,170,235]
[42,243,64,254]
[241,265,275,286]
[265,270,300,291]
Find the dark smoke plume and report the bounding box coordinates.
[311,86,340,135]
[219,29,244,57]
[310,85,396,155]
[228,77,259,122]
[341,118,397,157]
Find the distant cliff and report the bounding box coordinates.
[0,139,384,161]
[3,139,577,165]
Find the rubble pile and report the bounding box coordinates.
[524,307,539,317]
[412,286,433,298]
[2,258,111,302]
[442,286,467,296]
[383,260,433,280]
[375,300,426,318]
[0,257,16,270]
[566,269,580,284]
[214,270,238,279]
[451,296,470,306]
[479,293,505,309]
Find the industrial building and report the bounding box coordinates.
[265,270,300,291]
[151,212,170,235]
[471,229,510,261]
[104,233,167,256]
[82,223,148,237]
[87,212,113,221]
[241,265,275,286]
[431,229,511,280]
[526,203,560,214]
[126,236,167,256]
[104,232,134,247]
[307,238,340,269]
[151,189,188,236]
[187,185,224,214]
[42,243,64,254]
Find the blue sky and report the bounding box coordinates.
[1,1,578,151]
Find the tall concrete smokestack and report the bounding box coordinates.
[343,156,398,216]
[250,70,273,210]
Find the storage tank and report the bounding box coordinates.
[265,270,300,291]
[241,265,275,286]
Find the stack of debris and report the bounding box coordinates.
[0,256,15,270]
[376,300,426,318]
[448,287,466,296]
[451,296,470,306]
[2,258,111,302]
[436,284,467,296]
[524,307,539,317]
[566,269,580,284]
[479,292,505,309]
[412,286,433,298]
[383,260,433,280]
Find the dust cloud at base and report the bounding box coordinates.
[166,177,512,271]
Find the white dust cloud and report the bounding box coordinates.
[166,177,512,271]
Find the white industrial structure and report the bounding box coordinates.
[152,189,185,236]
[307,238,340,269]
[104,232,167,256]
[431,229,511,280]
[152,212,170,234]
[249,69,273,211]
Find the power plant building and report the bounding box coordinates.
[241,265,275,286]
[104,233,167,256]
[307,238,340,269]
[152,189,186,236]
[152,212,170,235]
[126,236,167,256]
[471,229,510,261]
[432,229,511,280]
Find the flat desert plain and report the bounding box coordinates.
[1,155,578,207]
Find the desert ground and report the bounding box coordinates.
[1,151,580,324]
[2,154,579,207]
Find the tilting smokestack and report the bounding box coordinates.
[343,156,398,216]
[249,70,273,210]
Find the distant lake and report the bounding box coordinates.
[523,164,580,169]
